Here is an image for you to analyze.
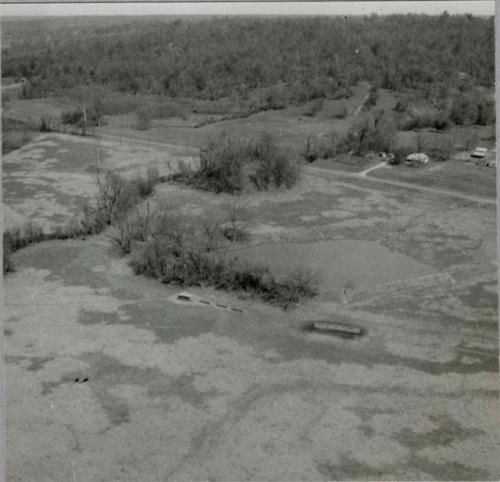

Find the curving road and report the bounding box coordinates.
[99,130,495,206]
[305,164,496,205]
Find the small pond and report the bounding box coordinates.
[231,239,437,298]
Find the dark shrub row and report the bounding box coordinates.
[301,110,396,162]
[173,132,299,193]
[127,211,318,308]
[104,200,317,307]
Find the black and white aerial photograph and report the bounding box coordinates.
[0,1,498,481]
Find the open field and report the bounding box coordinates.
[2,12,497,482]
[369,160,496,199]
[95,82,371,153]
[2,97,77,123]
[3,130,499,481]
[2,133,196,230]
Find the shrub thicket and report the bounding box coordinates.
[136,107,152,131]
[39,116,58,132]
[450,92,495,126]
[389,146,414,165]
[222,203,250,242]
[3,168,163,272]
[175,132,299,193]
[3,222,44,274]
[303,98,324,117]
[250,133,299,190]
[302,110,397,162]
[346,111,396,155]
[2,117,35,154]
[193,135,246,193]
[399,110,451,131]
[300,133,340,162]
[108,203,157,254]
[363,85,379,110]
[129,209,318,307]
[332,105,348,119]
[3,242,15,274]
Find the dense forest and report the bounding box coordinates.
[1,13,495,104]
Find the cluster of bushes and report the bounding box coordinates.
[3,221,54,274]
[136,107,153,131]
[2,117,34,154]
[255,85,288,111]
[3,167,161,273]
[450,92,495,126]
[332,105,348,119]
[303,98,325,117]
[3,157,316,308]
[394,98,451,132]
[174,133,299,193]
[345,111,396,154]
[119,206,317,307]
[101,195,317,307]
[387,146,414,166]
[135,244,318,308]
[88,167,161,226]
[302,110,397,163]
[222,203,251,242]
[300,133,340,163]
[398,110,451,131]
[363,85,378,111]
[395,88,494,131]
[38,115,61,133]
[60,107,102,134]
[3,243,15,274]
[424,135,454,162]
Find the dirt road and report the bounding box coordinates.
[95,132,197,152]
[353,93,370,117]
[305,165,496,205]
[358,161,387,177]
[95,130,496,206]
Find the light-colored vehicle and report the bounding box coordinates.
[471,147,488,158]
[405,152,429,167]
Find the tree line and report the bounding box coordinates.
[2,13,494,104]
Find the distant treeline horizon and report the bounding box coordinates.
[1,13,494,103]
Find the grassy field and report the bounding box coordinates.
[4,85,495,200]
[312,154,379,173]
[4,132,498,480]
[2,133,196,230]
[370,159,496,198]
[97,83,371,156]
[3,97,77,123]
